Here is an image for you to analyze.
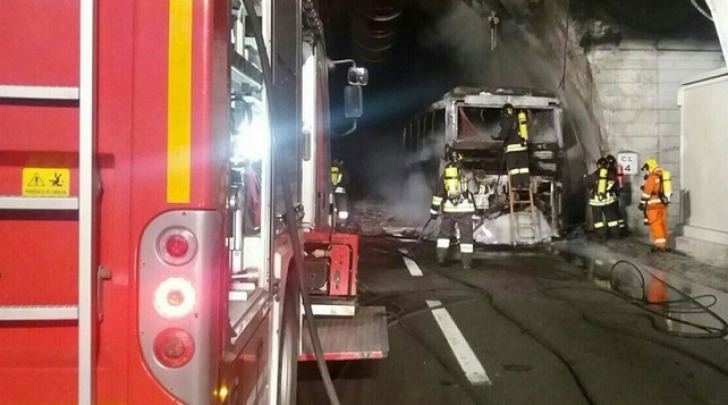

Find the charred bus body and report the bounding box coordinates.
[404,86,565,245]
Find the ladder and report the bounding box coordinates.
[0,1,97,404]
[507,175,539,245]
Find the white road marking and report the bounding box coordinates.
[403,256,423,277]
[426,300,491,385]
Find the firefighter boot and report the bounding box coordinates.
[436,248,448,265]
[461,253,473,270]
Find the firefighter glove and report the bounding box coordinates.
[638,201,646,211]
[430,211,439,220]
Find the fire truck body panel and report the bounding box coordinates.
[1,0,386,403]
[1,0,230,403]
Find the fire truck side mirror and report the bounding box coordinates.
[344,85,363,118]
[347,66,368,86]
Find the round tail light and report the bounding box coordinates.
[157,228,198,265]
[165,234,189,257]
[154,328,195,368]
[153,277,197,319]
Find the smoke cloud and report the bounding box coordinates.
[415,0,605,229]
[346,0,606,232]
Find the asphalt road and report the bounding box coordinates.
[297,237,728,404]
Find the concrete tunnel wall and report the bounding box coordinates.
[587,40,725,233]
[678,68,728,255]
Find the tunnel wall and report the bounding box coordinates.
[678,68,728,245]
[585,39,725,233]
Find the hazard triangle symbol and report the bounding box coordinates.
[27,172,45,187]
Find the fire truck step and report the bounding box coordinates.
[0,85,80,100]
[299,305,389,361]
[0,196,79,211]
[0,305,79,321]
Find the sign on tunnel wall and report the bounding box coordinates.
[617,151,639,175]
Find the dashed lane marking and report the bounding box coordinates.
[426,299,491,385]
[403,256,423,277]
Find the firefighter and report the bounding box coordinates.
[494,103,530,189]
[639,158,669,252]
[431,147,475,270]
[330,159,349,227]
[585,157,620,239]
[331,159,344,186]
[606,154,628,236]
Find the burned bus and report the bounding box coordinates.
[403,86,565,245]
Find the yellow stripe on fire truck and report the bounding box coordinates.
[167,0,193,203]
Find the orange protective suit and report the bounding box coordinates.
[641,169,668,248]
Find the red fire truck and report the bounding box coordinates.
[0,0,386,404]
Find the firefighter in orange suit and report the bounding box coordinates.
[431,147,475,270]
[639,158,669,252]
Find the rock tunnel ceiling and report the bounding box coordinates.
[320,0,716,124]
[320,0,716,65]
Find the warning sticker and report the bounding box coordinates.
[22,168,70,197]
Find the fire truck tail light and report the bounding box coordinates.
[153,277,197,319]
[140,211,222,403]
[166,234,189,257]
[153,328,195,368]
[158,228,198,265]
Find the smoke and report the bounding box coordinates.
[347,0,606,231]
[348,125,437,228]
[416,0,604,229]
[419,2,490,85]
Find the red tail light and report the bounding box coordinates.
[166,234,189,257]
[158,228,197,265]
[153,328,195,368]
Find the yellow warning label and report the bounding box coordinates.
[22,168,70,197]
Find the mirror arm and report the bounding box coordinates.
[328,58,357,69]
[331,119,357,138]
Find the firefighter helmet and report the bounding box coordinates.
[445,145,462,163]
[331,159,344,185]
[448,149,462,163]
[606,154,617,168]
[641,158,658,173]
[501,103,515,117]
[596,157,609,169]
